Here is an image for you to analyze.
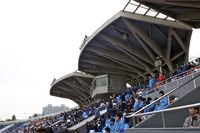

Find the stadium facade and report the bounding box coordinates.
[50,1,196,104]
[48,0,200,132]
[1,1,200,133]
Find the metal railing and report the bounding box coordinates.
[134,55,200,97]
[141,66,200,97]
[127,73,200,126]
[131,102,200,128]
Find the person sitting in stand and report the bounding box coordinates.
[124,118,129,129]
[148,76,156,90]
[102,117,115,133]
[154,98,164,111]
[158,72,165,86]
[114,113,124,133]
[133,96,143,112]
[159,91,168,107]
[104,127,110,133]
[183,106,200,128]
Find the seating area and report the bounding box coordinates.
[6,101,106,133]
[0,0,200,133]
[135,58,200,97]
[3,58,199,133]
[0,124,7,130]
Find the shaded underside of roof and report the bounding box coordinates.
[50,72,94,106]
[78,11,192,81]
[135,0,200,28]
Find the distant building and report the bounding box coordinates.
[42,104,70,115]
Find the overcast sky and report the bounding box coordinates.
[0,0,199,121]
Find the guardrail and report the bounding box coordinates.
[127,73,200,127]
[130,102,200,128]
[139,66,200,97]
[0,124,14,133]
[69,106,107,130]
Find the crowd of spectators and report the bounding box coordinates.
[4,57,200,133]
[85,89,170,133]
[135,58,200,96]
[0,124,7,130]
[7,101,105,133]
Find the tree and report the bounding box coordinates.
[33,114,38,118]
[11,115,16,121]
[5,119,11,121]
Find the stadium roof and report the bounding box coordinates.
[50,1,196,104]
[135,0,200,28]
[78,11,192,81]
[50,72,94,106]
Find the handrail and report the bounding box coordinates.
[0,106,80,125]
[0,124,14,133]
[133,102,200,117]
[136,64,200,97]
[150,66,200,92]
[139,56,200,87]
[155,66,200,87]
[137,65,200,97]
[127,73,200,118]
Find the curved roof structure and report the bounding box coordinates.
[78,11,192,81]
[50,1,196,104]
[50,72,94,106]
[135,0,200,28]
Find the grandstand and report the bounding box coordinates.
[1,0,200,133]
[50,72,94,106]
